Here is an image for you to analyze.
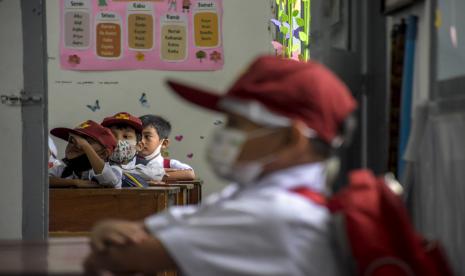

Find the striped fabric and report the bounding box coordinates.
[122,172,149,188]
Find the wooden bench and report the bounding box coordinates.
[49,187,180,236]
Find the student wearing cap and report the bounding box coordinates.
[84,56,357,276]
[101,112,165,187]
[49,120,122,188]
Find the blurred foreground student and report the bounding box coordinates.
[84,56,355,275]
[85,55,453,276]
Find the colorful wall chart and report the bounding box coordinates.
[60,0,224,71]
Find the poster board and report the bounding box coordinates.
[60,0,224,71]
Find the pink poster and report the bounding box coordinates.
[60,0,224,71]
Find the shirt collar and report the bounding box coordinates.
[121,157,137,170]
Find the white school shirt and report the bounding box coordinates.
[145,163,341,276]
[49,162,122,188]
[120,157,165,181]
[148,154,193,170]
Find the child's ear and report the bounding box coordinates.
[136,141,143,152]
[162,139,170,148]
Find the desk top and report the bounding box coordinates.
[50,186,181,196]
[0,238,89,275]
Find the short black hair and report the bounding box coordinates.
[109,123,142,142]
[139,115,172,139]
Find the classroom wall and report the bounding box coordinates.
[46,0,274,196]
[0,0,24,239]
[436,0,465,80]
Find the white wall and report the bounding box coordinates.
[0,0,24,239]
[47,0,273,196]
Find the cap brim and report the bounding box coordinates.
[50,128,90,142]
[166,80,223,112]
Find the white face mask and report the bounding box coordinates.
[206,127,278,185]
[144,140,164,161]
[110,140,137,164]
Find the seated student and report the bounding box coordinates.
[84,56,357,275]
[138,115,196,181]
[48,135,61,169]
[101,112,165,187]
[49,120,122,188]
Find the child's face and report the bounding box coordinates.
[65,135,106,159]
[110,126,137,142]
[140,126,165,157]
[109,126,142,151]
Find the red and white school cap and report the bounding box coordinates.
[166,55,357,146]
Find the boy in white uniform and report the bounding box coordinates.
[138,114,195,181]
[49,120,122,188]
[84,56,357,275]
[101,112,165,186]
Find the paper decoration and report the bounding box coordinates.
[139,92,149,108]
[60,0,224,71]
[271,0,311,61]
[86,99,100,112]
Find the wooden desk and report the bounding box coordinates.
[165,180,203,205]
[0,238,176,276]
[49,187,180,236]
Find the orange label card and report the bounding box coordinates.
[96,12,122,58]
[194,1,219,48]
[161,14,188,61]
[127,2,154,51]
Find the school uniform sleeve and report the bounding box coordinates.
[169,159,193,170]
[144,194,334,276]
[133,163,165,181]
[91,163,122,188]
[49,164,65,177]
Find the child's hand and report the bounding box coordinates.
[90,220,150,252]
[69,134,90,150]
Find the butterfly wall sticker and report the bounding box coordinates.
[139,93,150,108]
[86,100,100,112]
